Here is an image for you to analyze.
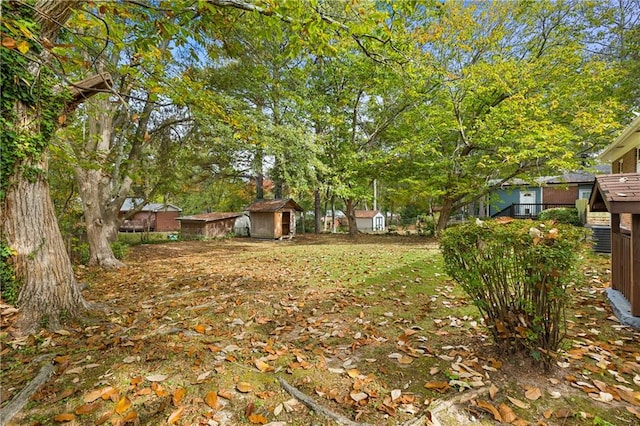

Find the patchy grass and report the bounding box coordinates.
[1,234,639,426]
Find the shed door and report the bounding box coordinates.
[282,211,291,236]
[519,191,536,216]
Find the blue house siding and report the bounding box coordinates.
[488,187,542,216]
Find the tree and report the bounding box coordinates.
[1,1,93,333]
[384,0,625,232]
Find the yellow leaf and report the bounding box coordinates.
[115,396,131,414]
[194,324,206,334]
[205,391,218,409]
[248,413,268,424]
[17,40,30,54]
[398,356,414,365]
[167,406,184,424]
[94,410,113,425]
[254,359,273,373]
[101,386,119,401]
[53,413,75,422]
[236,382,253,393]
[347,368,360,378]
[173,388,186,406]
[122,410,138,422]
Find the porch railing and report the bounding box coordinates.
[491,203,575,219]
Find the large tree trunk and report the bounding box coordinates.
[314,188,322,234]
[75,168,125,269]
[1,0,89,335]
[3,156,89,334]
[343,198,358,237]
[435,198,455,234]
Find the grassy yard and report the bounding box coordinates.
[1,234,638,426]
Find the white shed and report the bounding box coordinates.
[355,210,385,232]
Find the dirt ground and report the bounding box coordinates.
[1,234,639,426]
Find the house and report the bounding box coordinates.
[177,212,243,239]
[488,169,607,218]
[355,210,385,232]
[599,114,640,175]
[119,198,182,232]
[246,198,303,239]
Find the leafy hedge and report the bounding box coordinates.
[440,219,584,368]
[537,207,581,226]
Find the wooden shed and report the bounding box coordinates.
[355,210,385,232]
[177,212,242,239]
[247,199,303,239]
[589,173,640,316]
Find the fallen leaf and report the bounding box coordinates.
[525,387,542,401]
[94,410,114,425]
[274,403,284,416]
[83,388,103,403]
[347,368,360,378]
[498,403,517,423]
[168,406,185,424]
[146,374,168,382]
[75,402,100,415]
[248,413,268,424]
[476,400,502,422]
[489,384,499,400]
[507,396,530,409]
[205,391,218,409]
[115,396,131,414]
[101,387,119,401]
[218,389,233,399]
[424,381,450,393]
[350,391,368,402]
[391,389,401,401]
[173,388,186,406]
[122,411,137,422]
[254,359,273,373]
[53,413,75,422]
[237,382,253,393]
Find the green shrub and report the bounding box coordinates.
[440,219,584,369]
[110,241,129,260]
[1,242,20,305]
[537,208,581,226]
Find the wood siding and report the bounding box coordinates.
[543,186,578,204]
[251,212,276,239]
[180,218,236,239]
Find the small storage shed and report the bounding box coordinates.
[355,210,385,232]
[177,212,242,239]
[246,199,303,239]
[589,173,640,316]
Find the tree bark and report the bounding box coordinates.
[314,188,322,234]
[344,198,358,237]
[3,156,89,334]
[435,198,455,234]
[1,0,89,334]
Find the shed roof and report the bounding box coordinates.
[246,198,303,212]
[355,210,381,219]
[121,198,182,212]
[177,212,242,222]
[589,173,640,214]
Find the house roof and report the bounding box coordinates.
[177,212,242,222]
[599,114,640,163]
[246,198,303,212]
[589,173,640,214]
[355,210,381,219]
[120,198,182,212]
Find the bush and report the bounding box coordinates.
[537,208,581,226]
[110,241,129,259]
[440,219,584,369]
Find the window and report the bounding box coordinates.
[618,159,624,173]
[578,188,591,200]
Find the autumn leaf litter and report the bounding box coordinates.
[1,234,640,425]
